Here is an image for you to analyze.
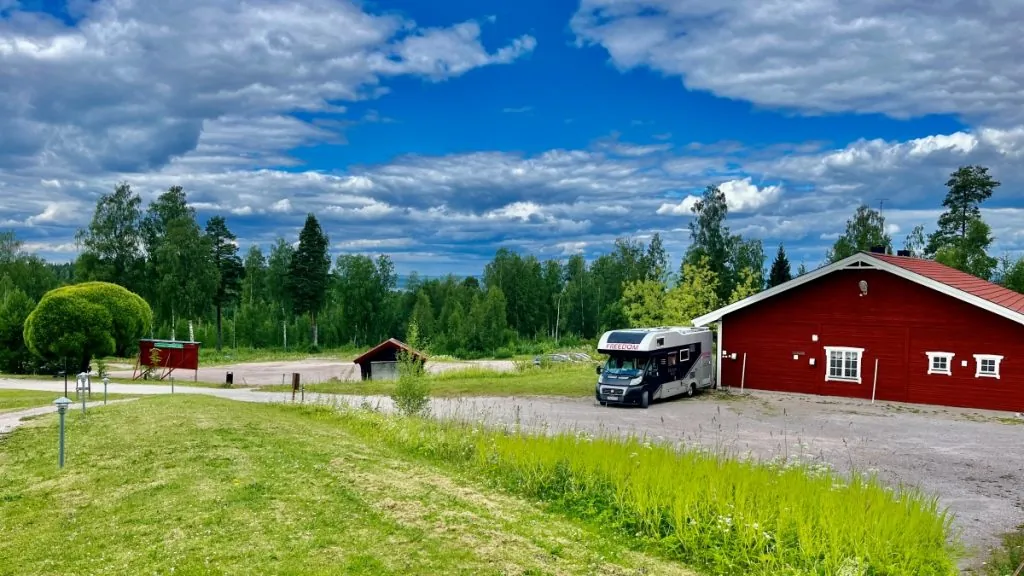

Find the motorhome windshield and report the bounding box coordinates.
[604,355,647,375]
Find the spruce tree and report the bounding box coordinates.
[287,213,330,347]
[768,243,792,287]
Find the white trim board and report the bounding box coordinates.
[691,252,1024,328]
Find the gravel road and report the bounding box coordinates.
[2,376,1020,565]
[106,358,517,385]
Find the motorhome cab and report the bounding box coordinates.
[595,326,715,408]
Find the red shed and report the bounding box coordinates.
[353,338,427,381]
[692,250,1024,412]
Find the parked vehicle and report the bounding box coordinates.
[595,326,714,408]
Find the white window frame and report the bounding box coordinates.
[824,346,864,384]
[925,351,955,376]
[973,354,1003,379]
[679,348,690,362]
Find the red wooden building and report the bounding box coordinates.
[692,250,1024,412]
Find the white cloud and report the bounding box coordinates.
[571,0,1024,124]
[656,177,782,216]
[0,0,535,172]
[269,199,292,214]
[25,202,79,225]
[6,124,1024,273]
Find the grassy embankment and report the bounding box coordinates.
[259,362,597,398]
[0,395,960,575]
[0,390,134,413]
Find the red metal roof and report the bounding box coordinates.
[868,253,1024,314]
[352,338,427,365]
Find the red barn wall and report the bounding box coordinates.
[719,268,1024,412]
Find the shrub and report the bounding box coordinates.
[390,321,430,417]
[492,346,514,359]
[23,281,151,372]
[23,290,116,372]
[60,281,152,356]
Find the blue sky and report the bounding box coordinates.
[1,0,1023,277]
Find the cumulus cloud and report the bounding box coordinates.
[0,0,535,172]
[571,0,1024,124]
[656,177,782,215]
[5,124,1024,272]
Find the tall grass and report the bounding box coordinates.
[323,404,960,576]
[983,526,1024,575]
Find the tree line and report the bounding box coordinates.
[1,165,1022,374]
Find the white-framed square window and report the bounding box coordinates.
[925,352,955,376]
[973,354,1003,379]
[824,346,864,383]
[679,348,690,362]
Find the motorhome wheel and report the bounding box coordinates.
[686,383,695,397]
[640,390,650,409]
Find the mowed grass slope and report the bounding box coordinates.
[260,363,596,397]
[0,396,693,576]
[0,389,133,413]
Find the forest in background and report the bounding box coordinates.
[1,164,1022,374]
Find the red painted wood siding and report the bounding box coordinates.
[719,268,1024,412]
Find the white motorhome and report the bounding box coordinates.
[594,326,714,408]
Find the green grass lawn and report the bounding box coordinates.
[257,363,597,397]
[0,389,134,413]
[0,395,962,575]
[0,396,694,575]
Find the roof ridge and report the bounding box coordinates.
[864,251,1024,315]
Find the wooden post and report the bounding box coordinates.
[871,358,879,403]
[291,373,300,401]
[740,352,747,392]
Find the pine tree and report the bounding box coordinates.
[926,165,999,256]
[768,243,792,287]
[287,214,330,347]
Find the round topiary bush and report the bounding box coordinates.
[23,281,153,372]
[60,281,153,356]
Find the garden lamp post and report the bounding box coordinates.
[103,377,109,405]
[54,396,72,468]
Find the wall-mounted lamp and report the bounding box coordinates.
[812,334,819,342]
[858,280,868,297]
[809,358,816,366]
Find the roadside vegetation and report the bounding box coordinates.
[340,402,960,576]
[0,395,959,575]
[258,362,596,398]
[981,526,1024,575]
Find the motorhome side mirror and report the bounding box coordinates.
[595,365,602,374]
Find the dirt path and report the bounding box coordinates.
[106,358,517,385]
[1,376,1020,562]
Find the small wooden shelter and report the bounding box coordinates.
[132,339,202,381]
[353,338,428,381]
